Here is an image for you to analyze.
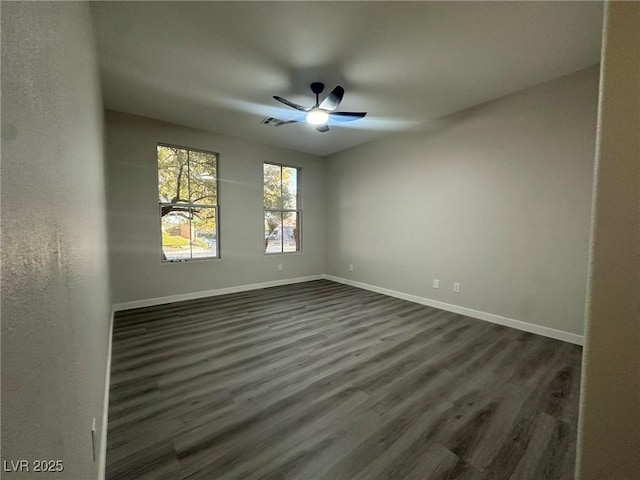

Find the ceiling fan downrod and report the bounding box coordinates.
[310,82,325,107]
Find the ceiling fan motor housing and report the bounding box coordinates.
[310,82,325,95]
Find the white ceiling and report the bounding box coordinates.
[91,1,603,157]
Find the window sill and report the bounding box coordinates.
[264,251,303,256]
[161,257,220,264]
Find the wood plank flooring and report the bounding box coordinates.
[106,280,582,480]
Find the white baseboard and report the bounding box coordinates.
[112,273,583,344]
[98,309,115,480]
[323,275,584,346]
[112,275,325,312]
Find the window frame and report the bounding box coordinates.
[263,162,302,255]
[157,142,220,263]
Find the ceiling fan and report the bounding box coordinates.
[265,82,366,132]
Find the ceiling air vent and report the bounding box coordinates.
[260,117,297,127]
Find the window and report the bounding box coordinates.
[264,163,301,254]
[158,144,219,261]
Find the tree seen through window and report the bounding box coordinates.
[264,163,301,254]
[158,144,219,261]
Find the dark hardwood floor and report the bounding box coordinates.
[106,280,582,480]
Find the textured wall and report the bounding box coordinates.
[105,111,325,305]
[1,2,111,479]
[577,1,640,477]
[325,67,599,337]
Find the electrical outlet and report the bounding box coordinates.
[453,282,461,293]
[349,264,354,272]
[277,264,283,272]
[433,279,440,289]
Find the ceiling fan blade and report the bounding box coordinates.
[273,96,310,112]
[329,111,367,122]
[319,86,344,111]
[279,120,300,125]
[316,124,330,133]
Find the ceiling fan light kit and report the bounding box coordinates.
[267,82,367,133]
[306,108,329,125]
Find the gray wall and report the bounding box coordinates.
[105,111,325,305]
[1,2,111,479]
[577,1,640,477]
[325,67,599,337]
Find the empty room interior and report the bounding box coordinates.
[1,1,638,480]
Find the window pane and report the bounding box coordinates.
[189,150,217,205]
[264,163,282,209]
[192,207,217,258]
[282,167,297,209]
[282,211,299,252]
[265,211,282,254]
[161,208,191,261]
[158,146,188,203]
